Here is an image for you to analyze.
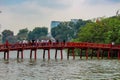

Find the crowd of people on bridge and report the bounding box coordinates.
[4,39,66,48]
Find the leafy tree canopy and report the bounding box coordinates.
[73,16,120,44]
[51,19,89,42]
[2,30,14,43]
[28,27,48,40]
[17,28,29,41]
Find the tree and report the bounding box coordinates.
[7,36,17,43]
[17,28,29,41]
[51,19,89,41]
[71,16,120,56]
[51,22,73,41]
[73,16,120,44]
[28,27,48,40]
[2,30,14,43]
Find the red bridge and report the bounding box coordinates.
[1,41,120,61]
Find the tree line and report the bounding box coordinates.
[1,19,90,43]
[51,19,90,42]
[1,15,119,44]
[73,16,120,44]
[72,16,120,56]
[1,27,48,43]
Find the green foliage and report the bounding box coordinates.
[52,22,73,41]
[7,36,17,43]
[28,27,48,40]
[17,28,29,41]
[2,30,15,43]
[2,27,48,43]
[51,19,89,41]
[74,16,120,44]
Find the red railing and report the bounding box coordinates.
[0,42,119,51]
[1,41,120,60]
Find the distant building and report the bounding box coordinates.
[51,21,61,29]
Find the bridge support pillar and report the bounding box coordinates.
[101,50,104,59]
[17,50,24,61]
[4,50,9,61]
[55,49,57,59]
[67,49,69,60]
[55,49,63,60]
[80,49,82,59]
[30,49,37,61]
[97,49,100,60]
[86,49,88,60]
[67,48,75,60]
[108,50,110,59]
[43,49,45,60]
[61,49,63,60]
[34,50,37,61]
[48,49,50,60]
[43,49,50,60]
[72,48,75,60]
[118,50,120,60]
[91,49,94,59]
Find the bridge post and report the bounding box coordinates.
[4,52,6,60]
[48,49,50,60]
[3,40,9,61]
[4,51,9,61]
[43,49,45,60]
[67,49,69,60]
[80,49,82,59]
[17,51,19,60]
[43,49,50,60]
[86,49,88,60]
[108,50,110,59]
[60,49,63,60]
[7,51,9,61]
[91,49,94,59]
[34,49,37,61]
[30,50,32,60]
[118,50,120,60]
[17,50,24,62]
[55,49,57,59]
[72,48,75,60]
[21,50,23,60]
[97,49,100,59]
[101,50,104,59]
[30,49,37,61]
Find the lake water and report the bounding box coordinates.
[0,50,120,80]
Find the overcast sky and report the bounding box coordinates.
[0,0,120,35]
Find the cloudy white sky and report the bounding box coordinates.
[0,0,120,35]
